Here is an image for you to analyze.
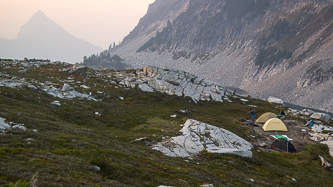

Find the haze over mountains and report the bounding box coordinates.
[104,0,333,113]
[0,10,102,63]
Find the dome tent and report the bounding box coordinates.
[271,139,297,153]
[256,112,276,123]
[262,118,288,131]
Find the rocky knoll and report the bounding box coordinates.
[152,119,253,158]
[120,66,235,103]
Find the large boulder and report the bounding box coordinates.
[267,96,284,105]
[61,83,74,92]
[310,113,332,122]
[319,155,332,169]
[321,141,333,157]
[152,119,253,158]
[69,64,88,74]
[0,117,10,132]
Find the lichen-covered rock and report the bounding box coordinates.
[152,119,253,158]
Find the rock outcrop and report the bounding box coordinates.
[0,117,27,133]
[138,66,233,102]
[107,0,333,113]
[152,119,253,158]
[310,113,332,123]
[267,96,284,105]
[118,66,236,103]
[0,117,10,133]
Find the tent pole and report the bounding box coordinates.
[287,140,288,153]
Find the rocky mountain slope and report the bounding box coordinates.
[0,11,102,63]
[107,0,333,112]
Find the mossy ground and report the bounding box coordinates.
[0,62,333,186]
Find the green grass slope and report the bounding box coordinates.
[0,61,332,186]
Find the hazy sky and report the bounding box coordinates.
[0,0,155,49]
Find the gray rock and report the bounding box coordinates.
[138,66,232,102]
[27,84,37,90]
[321,141,333,157]
[91,165,101,172]
[12,124,27,131]
[138,84,154,92]
[152,119,253,158]
[201,184,214,187]
[259,143,267,147]
[267,96,284,105]
[319,155,332,168]
[61,83,73,92]
[80,85,90,89]
[69,64,88,74]
[0,117,10,132]
[310,113,332,122]
[51,100,61,106]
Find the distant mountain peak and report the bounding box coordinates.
[26,10,50,25]
[17,10,63,39]
[32,10,46,18]
[33,10,46,17]
[0,10,102,62]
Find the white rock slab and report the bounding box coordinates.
[80,85,90,89]
[152,119,253,158]
[0,117,10,132]
[12,124,27,131]
[310,113,332,122]
[139,84,154,92]
[137,66,232,102]
[321,141,333,157]
[311,124,333,133]
[267,96,283,105]
[62,83,73,92]
[0,117,27,133]
[201,184,214,187]
[51,100,61,106]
